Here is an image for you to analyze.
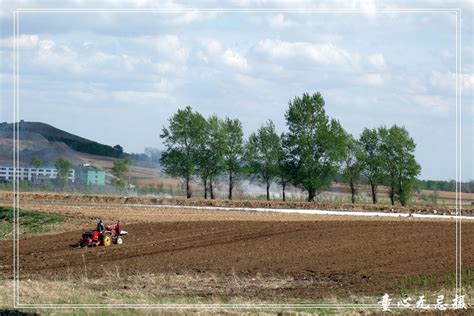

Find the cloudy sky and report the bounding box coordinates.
[0,0,472,181]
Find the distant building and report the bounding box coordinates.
[78,167,106,185]
[0,166,75,182]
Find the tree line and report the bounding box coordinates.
[416,179,474,194]
[160,92,421,205]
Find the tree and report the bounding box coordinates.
[341,134,364,204]
[30,155,43,169]
[221,117,244,200]
[30,155,43,184]
[359,128,385,204]
[160,106,207,198]
[381,125,421,206]
[196,115,225,199]
[113,145,124,157]
[245,120,281,201]
[276,136,292,202]
[144,147,161,163]
[283,92,347,201]
[55,157,71,186]
[112,159,130,189]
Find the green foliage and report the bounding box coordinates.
[196,115,225,199]
[381,125,421,206]
[0,206,68,238]
[156,92,424,204]
[416,179,474,194]
[30,155,43,168]
[112,159,130,189]
[54,157,71,185]
[221,117,244,200]
[46,136,123,158]
[137,183,165,195]
[276,146,292,201]
[360,125,421,205]
[113,144,124,156]
[341,133,364,203]
[283,92,347,201]
[359,128,385,204]
[160,106,207,198]
[245,120,281,201]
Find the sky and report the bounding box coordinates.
[0,0,472,181]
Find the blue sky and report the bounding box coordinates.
[0,0,472,181]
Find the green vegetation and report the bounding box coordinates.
[160,106,207,198]
[0,206,68,238]
[245,120,282,201]
[47,136,124,158]
[221,117,245,200]
[159,92,422,204]
[398,268,474,297]
[111,159,131,190]
[359,128,385,204]
[30,155,43,168]
[137,183,165,195]
[341,134,364,204]
[283,92,347,202]
[417,179,474,194]
[196,115,225,199]
[55,157,71,186]
[381,125,421,206]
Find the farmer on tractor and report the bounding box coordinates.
[97,218,105,232]
[73,219,128,248]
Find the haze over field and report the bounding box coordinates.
[0,1,472,181]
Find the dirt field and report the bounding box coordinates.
[1,191,472,215]
[1,198,473,304]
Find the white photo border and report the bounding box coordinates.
[11,7,464,311]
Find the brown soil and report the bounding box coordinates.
[1,217,473,300]
[1,191,472,215]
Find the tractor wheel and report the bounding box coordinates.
[116,237,123,245]
[103,235,112,247]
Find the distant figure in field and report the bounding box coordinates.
[97,218,105,232]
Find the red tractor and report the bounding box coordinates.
[76,221,128,248]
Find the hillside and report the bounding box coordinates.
[0,121,123,159]
[0,121,161,182]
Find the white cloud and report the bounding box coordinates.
[359,0,377,17]
[38,39,56,51]
[198,38,222,62]
[153,78,174,93]
[430,71,474,92]
[367,53,385,68]
[154,62,184,75]
[35,39,85,74]
[268,14,296,29]
[113,90,174,104]
[234,74,266,87]
[317,34,343,42]
[356,73,384,86]
[198,38,249,72]
[256,39,358,67]
[0,35,39,49]
[156,35,189,62]
[463,74,474,90]
[221,49,249,71]
[412,95,450,116]
[167,10,218,26]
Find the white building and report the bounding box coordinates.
[0,166,75,183]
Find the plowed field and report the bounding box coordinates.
[1,200,473,299]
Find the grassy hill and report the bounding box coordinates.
[0,121,124,158]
